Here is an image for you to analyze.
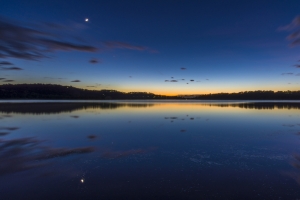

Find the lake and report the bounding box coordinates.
[0,100,300,199]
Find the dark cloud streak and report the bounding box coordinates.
[279,16,300,47]
[0,16,98,61]
[165,80,178,82]
[89,58,100,64]
[0,61,13,66]
[1,67,22,70]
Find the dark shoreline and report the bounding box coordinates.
[1,84,300,100]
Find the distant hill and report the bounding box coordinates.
[0,84,177,100]
[0,84,300,100]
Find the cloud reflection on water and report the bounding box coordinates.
[0,137,95,176]
[0,101,299,198]
[100,147,158,159]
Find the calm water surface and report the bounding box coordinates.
[0,101,300,199]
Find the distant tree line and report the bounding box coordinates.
[0,84,300,100]
[0,84,178,99]
[194,90,300,100]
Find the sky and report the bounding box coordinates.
[0,0,300,95]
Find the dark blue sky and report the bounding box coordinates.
[1,0,300,95]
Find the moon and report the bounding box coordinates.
[85,18,89,22]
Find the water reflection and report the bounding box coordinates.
[0,102,154,114]
[101,148,156,159]
[0,127,20,137]
[0,137,94,176]
[0,101,299,199]
[0,101,298,115]
[212,102,300,110]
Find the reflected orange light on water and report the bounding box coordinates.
[75,102,300,116]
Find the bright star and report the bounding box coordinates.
[85,18,89,22]
[81,179,84,183]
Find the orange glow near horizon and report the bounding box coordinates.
[80,87,299,96]
[6,80,300,96]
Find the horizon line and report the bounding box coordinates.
[1,83,300,97]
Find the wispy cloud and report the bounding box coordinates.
[294,64,300,68]
[291,39,300,46]
[3,79,14,82]
[165,80,178,82]
[89,58,100,64]
[1,67,23,70]
[104,41,148,51]
[0,16,98,60]
[71,80,81,82]
[43,77,65,79]
[103,41,157,53]
[0,61,13,66]
[287,30,300,39]
[39,39,97,52]
[279,15,300,46]
[180,67,187,70]
[281,73,294,75]
[279,16,300,31]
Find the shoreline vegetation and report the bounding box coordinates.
[0,84,300,100]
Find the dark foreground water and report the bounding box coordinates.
[0,100,300,199]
